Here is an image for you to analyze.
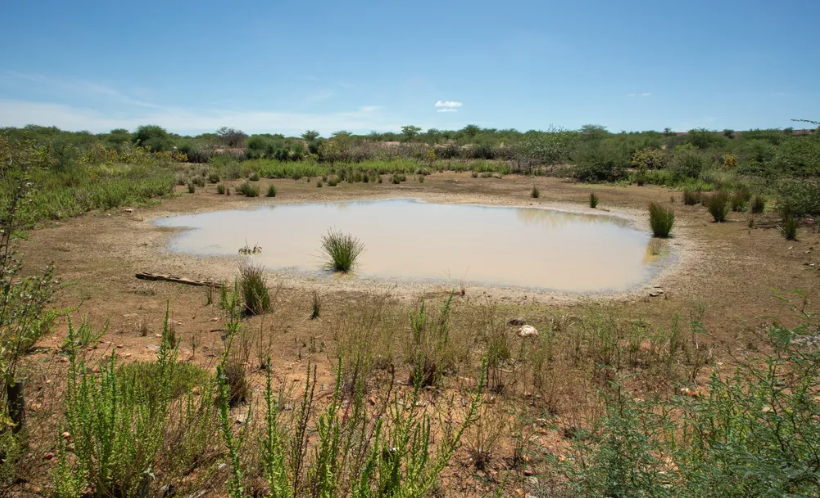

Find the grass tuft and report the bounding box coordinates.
[751,195,765,214]
[649,202,675,238]
[531,186,540,198]
[707,192,730,222]
[320,229,365,273]
[266,184,277,197]
[186,182,196,194]
[589,192,599,208]
[781,215,798,240]
[683,190,701,206]
[310,291,320,319]
[239,261,271,315]
[237,181,259,197]
[216,184,226,195]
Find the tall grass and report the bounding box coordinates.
[239,261,271,314]
[707,191,730,222]
[531,186,540,198]
[266,184,277,197]
[649,203,675,238]
[781,215,798,240]
[682,190,701,206]
[320,229,365,273]
[589,192,599,208]
[237,181,259,197]
[751,195,765,214]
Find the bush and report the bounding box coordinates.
[239,261,271,315]
[781,215,798,240]
[208,172,220,184]
[683,190,701,205]
[531,186,540,198]
[237,181,259,197]
[707,192,730,222]
[320,229,365,273]
[249,172,260,181]
[751,195,765,213]
[217,184,226,195]
[266,184,277,197]
[669,146,711,179]
[649,203,674,237]
[589,192,599,208]
[186,182,195,194]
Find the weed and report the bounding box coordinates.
[751,195,765,214]
[310,291,321,319]
[418,175,424,183]
[217,183,226,194]
[316,180,323,188]
[781,215,798,240]
[683,190,700,205]
[249,172,260,181]
[237,181,260,197]
[590,192,599,208]
[61,315,108,350]
[327,178,339,187]
[391,175,401,184]
[266,184,277,197]
[649,203,675,238]
[239,260,271,315]
[186,182,196,193]
[208,172,220,183]
[320,229,365,273]
[707,191,730,222]
[531,186,540,198]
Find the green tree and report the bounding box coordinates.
[401,125,422,142]
[301,130,320,141]
[132,125,172,152]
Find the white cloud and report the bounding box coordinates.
[0,99,404,135]
[2,71,160,108]
[628,93,636,97]
[435,100,463,108]
[436,108,458,113]
[628,92,651,97]
[641,92,651,97]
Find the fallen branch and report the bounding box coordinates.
[136,272,222,288]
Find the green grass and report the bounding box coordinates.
[707,192,730,222]
[649,202,675,238]
[216,183,226,194]
[237,181,259,197]
[751,195,765,214]
[239,261,271,315]
[249,172,260,181]
[266,184,277,197]
[590,192,599,208]
[531,186,540,198]
[320,229,365,273]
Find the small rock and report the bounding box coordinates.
[517,325,539,338]
[43,452,55,460]
[61,431,71,439]
[368,397,376,406]
[508,317,527,326]
[123,208,134,213]
[218,463,227,471]
[523,469,534,476]
[116,344,124,349]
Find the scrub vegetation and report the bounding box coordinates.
[1,122,820,497]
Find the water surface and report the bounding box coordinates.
[155,200,660,291]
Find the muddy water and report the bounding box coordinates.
[155,200,662,291]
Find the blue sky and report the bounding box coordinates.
[1,0,818,136]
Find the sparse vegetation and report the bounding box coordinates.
[531,185,540,198]
[217,183,226,194]
[239,261,271,314]
[266,184,277,197]
[589,192,599,208]
[751,195,766,213]
[683,190,700,205]
[320,229,365,273]
[781,215,798,240]
[649,202,675,237]
[237,181,259,197]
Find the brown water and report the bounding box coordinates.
[155,200,663,291]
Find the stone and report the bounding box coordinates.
[517,325,539,338]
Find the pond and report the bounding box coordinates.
[155,200,663,291]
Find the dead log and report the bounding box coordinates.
[136,272,222,288]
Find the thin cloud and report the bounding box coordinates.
[436,108,458,113]
[628,92,651,97]
[435,100,463,108]
[2,71,160,108]
[0,99,403,135]
[641,92,651,97]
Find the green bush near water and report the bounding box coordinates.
[320,229,365,273]
[648,203,675,237]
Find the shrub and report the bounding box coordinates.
[310,291,320,319]
[682,190,700,206]
[531,186,540,198]
[237,181,259,197]
[751,195,765,213]
[707,192,730,222]
[649,203,675,237]
[327,178,338,187]
[186,182,195,193]
[192,176,205,188]
[239,261,271,315]
[418,175,424,183]
[249,172,260,181]
[316,180,323,188]
[781,215,798,240]
[669,146,711,179]
[217,183,226,194]
[320,229,365,273]
[266,184,277,197]
[590,192,599,208]
[208,172,220,183]
[730,192,747,212]
[221,360,249,407]
[391,175,401,184]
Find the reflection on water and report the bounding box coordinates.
[155,200,661,291]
